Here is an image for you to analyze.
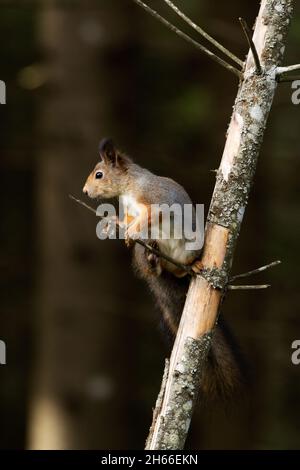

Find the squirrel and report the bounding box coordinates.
[83,138,246,401]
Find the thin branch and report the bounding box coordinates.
[69,195,193,275]
[132,0,242,78]
[277,74,300,83]
[162,0,243,67]
[277,64,300,75]
[239,17,262,74]
[70,195,280,293]
[69,195,97,215]
[277,65,300,82]
[230,260,281,282]
[228,284,270,290]
[142,240,193,274]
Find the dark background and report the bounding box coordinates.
[0,0,299,449]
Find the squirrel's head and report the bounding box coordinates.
[83,138,131,199]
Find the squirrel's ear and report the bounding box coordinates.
[99,138,117,166]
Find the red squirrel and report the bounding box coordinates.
[83,138,246,400]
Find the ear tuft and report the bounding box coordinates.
[99,138,116,165]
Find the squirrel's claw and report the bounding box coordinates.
[124,226,137,248]
[146,251,162,277]
[125,236,135,248]
[102,215,119,237]
[124,220,141,244]
[191,259,204,274]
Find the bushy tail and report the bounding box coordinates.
[133,243,247,401]
[201,317,248,401]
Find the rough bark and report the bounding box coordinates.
[147,0,294,450]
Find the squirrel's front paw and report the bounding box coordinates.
[100,215,119,237]
[125,236,135,248]
[125,221,140,247]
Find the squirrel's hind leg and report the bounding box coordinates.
[133,240,162,277]
[146,241,163,277]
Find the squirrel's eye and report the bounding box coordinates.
[95,171,103,179]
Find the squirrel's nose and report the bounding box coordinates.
[83,185,88,196]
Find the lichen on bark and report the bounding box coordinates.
[208,0,293,269]
[154,334,212,450]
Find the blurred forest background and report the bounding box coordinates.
[0,0,300,450]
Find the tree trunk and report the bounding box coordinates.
[147,0,294,450]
